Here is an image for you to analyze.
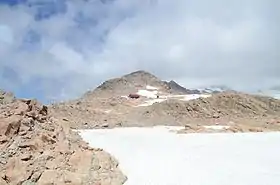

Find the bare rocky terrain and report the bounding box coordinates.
[51,71,280,132]
[2,70,280,184]
[0,91,126,185]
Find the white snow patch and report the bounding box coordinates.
[146,85,158,90]
[137,89,158,98]
[203,125,230,130]
[135,94,211,107]
[181,94,211,101]
[159,94,211,100]
[103,110,112,113]
[78,126,280,185]
[136,98,166,107]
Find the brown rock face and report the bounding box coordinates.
[0,115,22,136]
[0,96,126,185]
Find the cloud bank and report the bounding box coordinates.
[0,0,279,102]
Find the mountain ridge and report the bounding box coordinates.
[49,70,280,133]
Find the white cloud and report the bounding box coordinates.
[0,25,14,45]
[0,0,279,101]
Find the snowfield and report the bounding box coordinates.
[78,126,280,185]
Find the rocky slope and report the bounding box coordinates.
[0,94,126,185]
[50,98,128,129]
[129,92,280,130]
[50,70,280,132]
[143,92,280,119]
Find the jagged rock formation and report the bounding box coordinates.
[0,95,126,185]
[165,80,201,94]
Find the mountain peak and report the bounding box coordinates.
[121,70,162,86]
[122,70,158,79]
[84,70,163,97]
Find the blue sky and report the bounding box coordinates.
[0,0,279,103]
[0,0,65,101]
[0,0,131,103]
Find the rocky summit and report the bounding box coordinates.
[0,94,126,185]
[83,70,193,98]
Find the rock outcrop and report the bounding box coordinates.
[165,80,200,94]
[0,97,126,185]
